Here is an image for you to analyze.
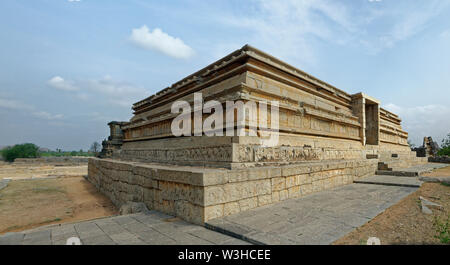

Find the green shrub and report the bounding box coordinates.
[438,133,450,156]
[0,143,40,162]
[433,215,450,244]
[438,146,450,156]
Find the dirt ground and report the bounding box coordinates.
[0,163,87,180]
[421,165,450,177]
[0,175,117,234]
[334,166,450,245]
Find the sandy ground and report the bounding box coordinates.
[421,165,450,177]
[0,163,87,180]
[334,166,450,245]
[0,164,117,234]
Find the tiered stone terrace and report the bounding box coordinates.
[89,45,427,224]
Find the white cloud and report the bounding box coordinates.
[384,103,450,146]
[48,76,79,91]
[129,25,194,59]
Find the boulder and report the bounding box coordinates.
[119,202,151,215]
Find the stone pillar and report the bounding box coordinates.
[351,95,365,146]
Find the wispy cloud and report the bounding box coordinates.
[377,1,448,49]
[216,0,355,65]
[47,75,148,107]
[215,0,449,60]
[0,97,63,120]
[129,25,194,59]
[0,98,32,110]
[384,103,450,146]
[441,29,450,39]
[32,111,63,120]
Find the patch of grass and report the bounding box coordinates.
[40,151,94,157]
[441,182,450,187]
[39,218,62,224]
[433,215,450,244]
[6,225,20,231]
[416,198,422,208]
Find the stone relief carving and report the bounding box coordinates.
[121,146,233,162]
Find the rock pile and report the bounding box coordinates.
[413,136,440,157]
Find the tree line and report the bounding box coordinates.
[0,142,101,162]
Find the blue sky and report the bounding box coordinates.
[0,0,449,150]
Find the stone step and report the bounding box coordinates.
[354,175,422,188]
[375,170,418,177]
[376,163,448,177]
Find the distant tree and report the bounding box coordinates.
[438,133,450,156]
[442,133,450,148]
[1,143,40,162]
[90,142,101,154]
[407,139,416,149]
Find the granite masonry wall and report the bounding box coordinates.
[13,157,89,165]
[88,157,378,224]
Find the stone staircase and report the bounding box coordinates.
[375,150,428,176]
[354,151,448,188]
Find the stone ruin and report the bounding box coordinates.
[88,45,427,224]
[99,121,128,158]
[413,136,440,157]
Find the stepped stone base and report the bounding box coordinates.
[88,157,378,224]
[87,45,431,225]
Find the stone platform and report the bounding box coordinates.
[376,163,448,177]
[205,183,417,245]
[88,157,378,224]
[355,163,449,188]
[0,211,247,245]
[88,45,428,227]
[1,180,419,245]
[354,175,423,188]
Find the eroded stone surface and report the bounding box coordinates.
[206,183,417,245]
[0,212,248,245]
[354,175,423,188]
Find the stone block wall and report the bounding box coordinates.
[88,157,377,224]
[13,157,89,165]
[428,156,450,164]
